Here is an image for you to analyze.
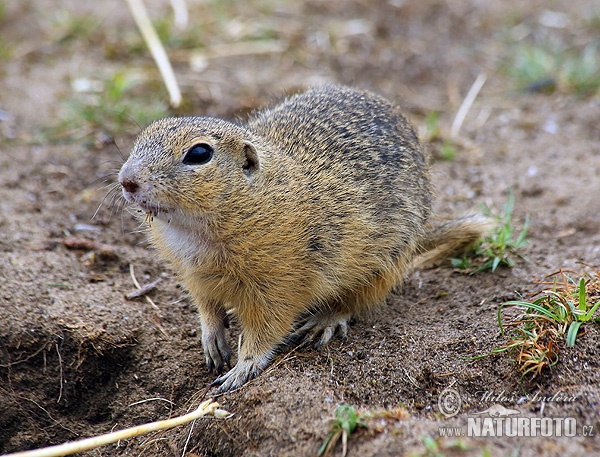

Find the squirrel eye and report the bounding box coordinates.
[183,143,214,165]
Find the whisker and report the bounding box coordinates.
[100,159,126,167]
[87,171,119,188]
[120,202,130,235]
[97,180,120,192]
[107,189,124,212]
[92,184,122,221]
[109,138,127,162]
[121,113,142,134]
[125,206,142,218]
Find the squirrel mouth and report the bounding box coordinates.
[136,200,168,218]
[122,190,169,221]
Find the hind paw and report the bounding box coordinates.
[293,314,350,346]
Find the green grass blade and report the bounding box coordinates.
[584,299,600,321]
[497,302,508,335]
[471,259,494,275]
[491,256,501,272]
[566,321,582,347]
[578,278,586,312]
[317,433,332,456]
[515,216,530,247]
[464,341,524,360]
[502,300,563,322]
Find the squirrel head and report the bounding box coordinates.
[118,117,262,225]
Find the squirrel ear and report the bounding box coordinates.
[242,142,259,176]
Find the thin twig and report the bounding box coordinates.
[125,278,162,299]
[129,264,169,340]
[129,264,160,310]
[451,73,487,138]
[2,400,228,457]
[402,368,422,389]
[55,344,64,404]
[128,397,175,408]
[125,0,182,107]
[180,418,196,457]
[129,263,143,290]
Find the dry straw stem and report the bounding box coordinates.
[129,263,160,310]
[129,264,171,339]
[451,73,487,138]
[125,0,182,107]
[1,400,229,457]
[169,0,189,29]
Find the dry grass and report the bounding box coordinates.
[496,267,600,378]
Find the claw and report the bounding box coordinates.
[291,313,350,347]
[209,353,272,393]
[208,352,232,376]
[209,377,224,388]
[206,357,215,373]
[201,320,232,374]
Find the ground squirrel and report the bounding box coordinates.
[119,85,490,392]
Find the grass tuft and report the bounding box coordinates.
[421,111,459,161]
[451,192,528,274]
[508,41,600,97]
[47,70,169,142]
[51,9,102,44]
[494,268,600,378]
[408,434,471,457]
[318,404,368,457]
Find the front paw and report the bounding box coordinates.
[210,354,271,393]
[201,321,232,374]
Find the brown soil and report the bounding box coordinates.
[1,1,599,456]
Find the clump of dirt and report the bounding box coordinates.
[1,0,599,456]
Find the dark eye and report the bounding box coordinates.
[183,143,214,165]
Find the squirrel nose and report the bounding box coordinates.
[120,177,139,194]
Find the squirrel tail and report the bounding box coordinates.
[412,214,494,268]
